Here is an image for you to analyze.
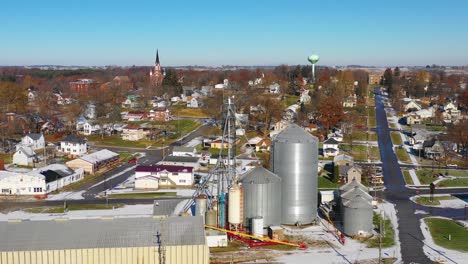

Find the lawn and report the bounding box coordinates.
[425,218,468,252]
[415,169,441,185]
[344,130,377,142]
[366,213,395,248]
[438,178,468,187]
[107,192,177,199]
[172,107,209,118]
[318,176,339,189]
[282,95,300,107]
[25,204,125,213]
[416,169,468,186]
[340,144,380,162]
[414,195,454,206]
[395,148,411,163]
[402,170,414,185]
[368,107,376,128]
[87,135,154,148]
[390,132,403,145]
[0,153,12,164]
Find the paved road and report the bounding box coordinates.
[374,88,433,263]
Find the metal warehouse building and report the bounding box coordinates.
[0,216,209,264]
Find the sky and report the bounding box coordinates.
[1,0,467,66]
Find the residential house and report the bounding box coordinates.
[269,83,280,93]
[18,133,45,151]
[187,97,200,108]
[69,79,97,94]
[54,93,72,105]
[423,138,445,160]
[151,98,167,108]
[343,94,357,108]
[283,104,300,121]
[327,132,344,142]
[150,108,172,122]
[158,156,200,171]
[134,165,193,189]
[201,85,213,96]
[334,154,354,166]
[403,100,422,112]
[66,149,119,174]
[304,123,318,133]
[82,120,101,136]
[75,116,87,132]
[442,101,460,122]
[172,146,197,157]
[121,95,140,108]
[27,91,37,102]
[121,124,149,141]
[210,138,233,150]
[269,120,290,138]
[255,138,271,152]
[84,103,96,119]
[60,134,87,157]
[13,146,37,166]
[405,114,422,125]
[323,138,340,157]
[123,111,148,121]
[339,165,362,183]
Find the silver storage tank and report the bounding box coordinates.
[271,124,319,225]
[342,194,373,236]
[241,166,281,227]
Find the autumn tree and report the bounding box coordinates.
[0,81,28,113]
[317,96,344,132]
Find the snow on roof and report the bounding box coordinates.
[80,149,119,164]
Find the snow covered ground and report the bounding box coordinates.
[278,202,401,264]
[420,217,468,263]
[0,204,155,221]
[46,190,85,200]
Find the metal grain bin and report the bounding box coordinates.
[270,124,319,225]
[342,195,373,236]
[339,178,369,194]
[240,167,281,227]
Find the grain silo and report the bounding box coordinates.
[339,178,369,194]
[228,183,243,230]
[342,194,373,236]
[271,124,319,225]
[240,166,281,227]
[340,186,373,206]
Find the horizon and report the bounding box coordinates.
[1,0,467,66]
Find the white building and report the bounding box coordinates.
[60,134,87,156]
[13,146,37,166]
[18,133,45,151]
[0,170,45,195]
[134,165,194,189]
[323,138,340,157]
[121,124,149,141]
[172,146,197,157]
[187,97,200,108]
[83,121,101,135]
[0,164,84,195]
[158,156,200,171]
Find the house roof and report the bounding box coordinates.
[16,146,35,157]
[136,165,193,173]
[63,134,86,144]
[28,164,76,183]
[25,133,43,141]
[240,166,281,184]
[79,149,119,164]
[162,156,199,163]
[0,216,206,251]
[333,154,354,164]
[422,138,437,148]
[323,138,339,145]
[338,165,362,177]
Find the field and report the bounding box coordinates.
[402,170,413,185]
[424,218,468,252]
[172,106,209,118]
[390,132,403,145]
[365,213,395,248]
[395,148,411,163]
[414,195,454,206]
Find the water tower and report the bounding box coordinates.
[307,54,320,83]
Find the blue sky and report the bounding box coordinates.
[1,0,467,66]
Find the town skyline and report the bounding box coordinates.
[1,0,467,66]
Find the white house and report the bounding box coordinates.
[343,94,357,108]
[60,134,87,156]
[0,170,46,195]
[13,146,37,166]
[323,138,340,157]
[134,165,193,189]
[76,116,87,132]
[187,97,200,108]
[403,100,422,112]
[269,83,280,94]
[83,121,101,135]
[18,133,45,151]
[327,132,344,142]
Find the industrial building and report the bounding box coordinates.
[135,165,194,189]
[270,124,319,225]
[0,216,209,264]
[66,149,119,174]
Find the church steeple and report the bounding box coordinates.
[155,49,160,65]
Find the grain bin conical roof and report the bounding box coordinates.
[241,167,281,184]
[343,194,373,209]
[341,186,373,202]
[339,178,369,193]
[274,124,318,143]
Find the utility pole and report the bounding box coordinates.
[379,215,382,264]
